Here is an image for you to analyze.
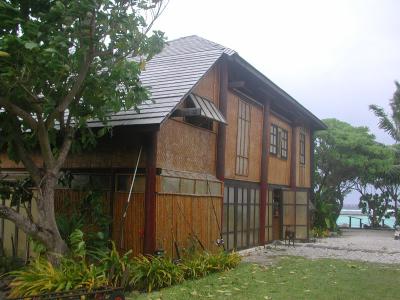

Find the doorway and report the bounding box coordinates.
[272,189,283,240]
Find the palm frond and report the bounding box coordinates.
[369,104,398,141]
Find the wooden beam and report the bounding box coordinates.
[259,100,270,245]
[216,59,228,181]
[228,81,245,89]
[171,107,201,117]
[143,131,158,254]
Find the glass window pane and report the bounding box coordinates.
[209,182,222,196]
[296,205,308,225]
[162,177,180,193]
[90,175,111,190]
[296,191,308,205]
[195,180,207,194]
[296,226,307,239]
[283,205,295,226]
[283,191,295,204]
[229,187,235,204]
[71,174,90,190]
[181,178,195,194]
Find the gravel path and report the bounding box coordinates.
[241,229,400,265]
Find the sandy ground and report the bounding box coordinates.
[241,229,400,265]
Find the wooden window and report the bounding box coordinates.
[280,129,288,159]
[116,174,146,193]
[300,132,306,165]
[271,124,288,160]
[161,176,222,196]
[236,100,251,176]
[270,124,278,154]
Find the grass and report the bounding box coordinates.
[127,257,400,300]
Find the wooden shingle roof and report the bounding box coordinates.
[88,35,234,127]
[87,35,325,130]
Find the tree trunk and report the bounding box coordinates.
[37,174,68,258]
[395,196,398,226]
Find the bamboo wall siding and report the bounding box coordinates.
[157,119,217,174]
[224,91,263,182]
[112,192,145,256]
[192,64,220,105]
[296,127,311,188]
[268,114,292,186]
[0,134,147,170]
[155,193,222,258]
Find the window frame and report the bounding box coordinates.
[300,131,306,165]
[269,124,278,155]
[235,99,251,176]
[280,129,288,159]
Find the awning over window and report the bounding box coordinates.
[188,93,227,124]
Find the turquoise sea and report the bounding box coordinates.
[337,209,396,228]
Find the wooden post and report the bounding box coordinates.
[216,59,228,181]
[290,125,298,189]
[309,130,315,239]
[349,216,351,228]
[216,59,228,230]
[310,130,315,202]
[144,131,158,254]
[259,100,271,245]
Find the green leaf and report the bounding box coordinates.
[0,51,10,57]
[24,42,38,50]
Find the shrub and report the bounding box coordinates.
[130,255,184,292]
[8,257,107,298]
[90,241,133,288]
[180,250,241,280]
[312,227,330,238]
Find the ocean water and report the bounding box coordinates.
[337,210,396,228]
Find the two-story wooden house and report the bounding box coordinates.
[0,35,326,257]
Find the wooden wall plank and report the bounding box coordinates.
[225,91,263,182]
[155,194,222,258]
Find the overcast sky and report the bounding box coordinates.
[153,0,400,205]
[153,0,400,146]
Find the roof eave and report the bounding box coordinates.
[227,53,327,130]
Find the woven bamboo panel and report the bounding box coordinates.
[224,91,263,182]
[155,193,222,258]
[157,119,217,174]
[0,130,147,170]
[268,114,292,186]
[192,64,220,105]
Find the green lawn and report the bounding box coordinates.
[128,257,400,300]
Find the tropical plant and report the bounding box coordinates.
[359,192,392,228]
[130,255,184,292]
[90,241,133,287]
[0,0,167,257]
[180,250,241,280]
[314,119,393,227]
[370,82,400,225]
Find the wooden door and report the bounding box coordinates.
[112,174,146,256]
[272,189,282,240]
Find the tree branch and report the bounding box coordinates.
[0,205,44,241]
[37,117,55,170]
[0,97,38,130]
[11,127,42,186]
[53,129,74,173]
[45,12,96,129]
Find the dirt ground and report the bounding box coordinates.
[241,229,400,265]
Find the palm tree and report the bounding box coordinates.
[370,81,400,225]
